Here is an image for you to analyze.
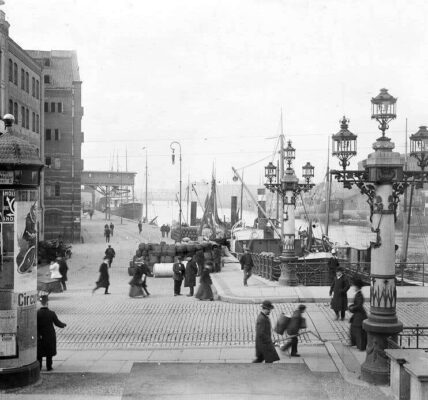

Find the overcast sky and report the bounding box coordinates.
[5,0,428,198]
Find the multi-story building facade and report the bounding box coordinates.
[0,10,45,236]
[27,50,84,242]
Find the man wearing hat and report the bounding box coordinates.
[253,300,280,363]
[280,304,307,357]
[184,255,198,296]
[172,256,186,296]
[240,247,254,286]
[329,265,350,320]
[37,295,67,371]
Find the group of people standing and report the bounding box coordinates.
[160,224,171,238]
[172,255,214,300]
[103,222,114,243]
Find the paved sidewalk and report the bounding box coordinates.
[212,256,428,304]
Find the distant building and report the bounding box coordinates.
[0,10,45,235]
[27,50,84,242]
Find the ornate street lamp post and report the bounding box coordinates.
[331,89,428,384]
[264,141,315,285]
[170,141,182,241]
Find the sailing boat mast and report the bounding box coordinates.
[279,111,285,241]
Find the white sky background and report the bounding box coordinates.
[5,0,428,197]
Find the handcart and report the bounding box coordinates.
[274,330,327,356]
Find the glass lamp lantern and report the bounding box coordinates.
[371,88,397,137]
[285,141,296,167]
[410,125,428,171]
[264,161,277,183]
[302,162,314,183]
[332,116,357,170]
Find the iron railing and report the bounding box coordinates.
[248,253,427,286]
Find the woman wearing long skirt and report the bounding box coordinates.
[92,258,110,295]
[195,262,214,301]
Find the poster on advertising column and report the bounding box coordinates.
[0,190,15,291]
[13,190,38,293]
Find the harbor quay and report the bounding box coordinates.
[1,211,427,399]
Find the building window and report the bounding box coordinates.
[50,102,55,112]
[54,158,61,169]
[54,129,60,141]
[36,114,40,133]
[44,102,49,112]
[21,106,25,127]
[44,75,50,84]
[44,58,50,67]
[32,112,35,132]
[13,103,18,125]
[8,59,12,82]
[55,182,60,197]
[45,129,51,141]
[13,63,18,85]
[57,102,63,113]
[45,156,51,167]
[25,108,29,129]
[36,80,40,99]
[32,77,35,97]
[21,68,25,90]
[25,72,29,93]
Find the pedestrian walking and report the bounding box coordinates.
[92,257,110,295]
[37,295,67,371]
[349,278,367,350]
[329,266,350,320]
[172,256,186,296]
[165,225,170,238]
[109,222,114,236]
[129,262,146,298]
[49,259,62,284]
[195,262,214,301]
[240,248,253,286]
[195,247,205,276]
[160,224,166,238]
[184,255,198,296]
[104,225,111,243]
[105,245,116,268]
[57,256,68,291]
[212,245,222,273]
[138,220,143,234]
[280,304,307,357]
[253,300,280,363]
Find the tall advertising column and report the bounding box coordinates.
[0,115,43,389]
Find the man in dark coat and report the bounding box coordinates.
[138,220,143,234]
[57,256,68,291]
[349,278,367,350]
[109,222,114,236]
[240,248,254,286]
[172,256,186,296]
[104,226,111,243]
[329,266,350,320]
[37,295,67,371]
[92,258,110,294]
[184,255,198,296]
[212,245,222,273]
[105,245,116,268]
[280,304,306,357]
[195,248,205,276]
[253,300,280,363]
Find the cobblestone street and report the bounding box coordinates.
[43,212,428,352]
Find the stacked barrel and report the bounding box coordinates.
[130,241,215,273]
[170,226,199,241]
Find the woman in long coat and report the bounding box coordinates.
[195,262,214,301]
[184,255,198,296]
[329,266,350,320]
[349,278,367,350]
[92,258,110,294]
[37,295,66,371]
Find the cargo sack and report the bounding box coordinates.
[274,313,290,335]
